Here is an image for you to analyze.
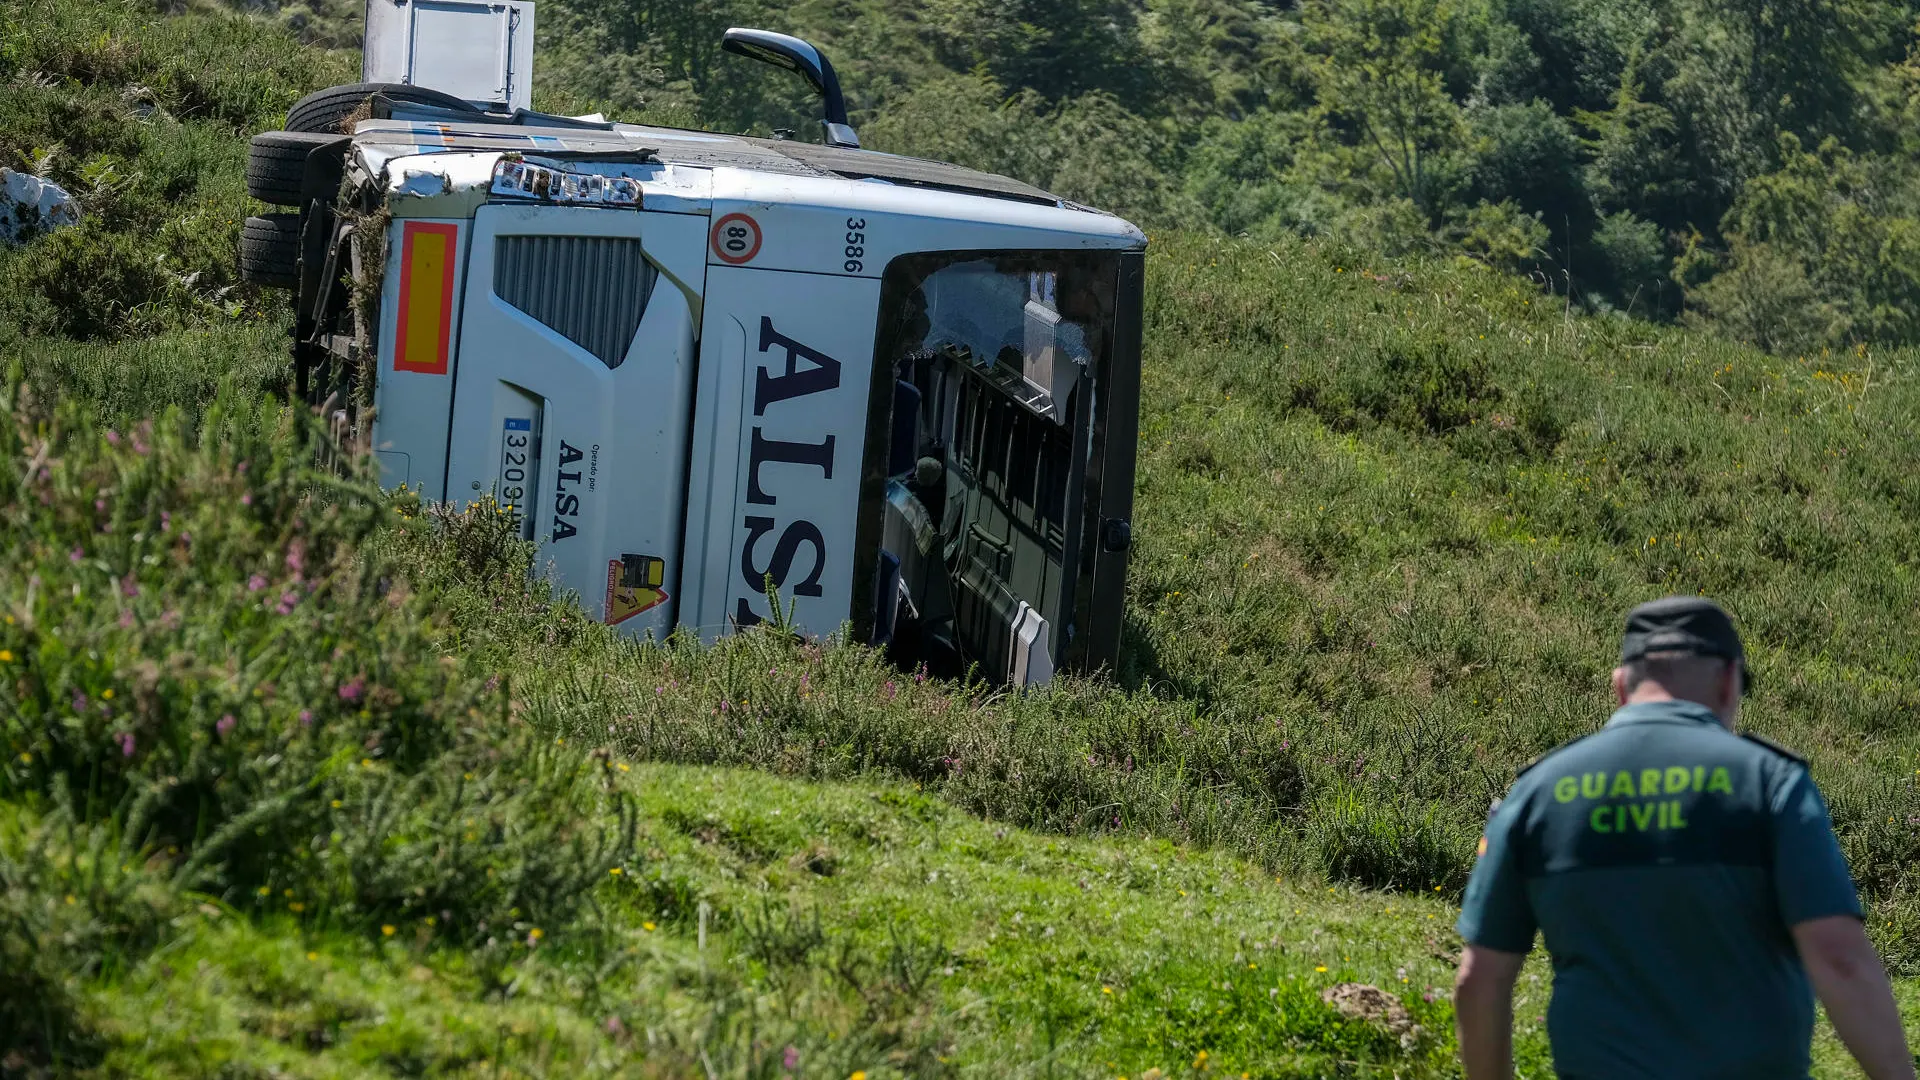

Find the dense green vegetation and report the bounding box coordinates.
[3,0,1919,1075]
[253,0,1920,352]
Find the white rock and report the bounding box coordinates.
[0,167,82,245]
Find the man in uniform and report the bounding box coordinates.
[1452,596,1914,1080]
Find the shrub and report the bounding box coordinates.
[0,374,629,956]
[1589,209,1670,312]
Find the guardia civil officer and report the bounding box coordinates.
[1452,596,1915,1080]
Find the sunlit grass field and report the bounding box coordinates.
[3,0,1917,1075]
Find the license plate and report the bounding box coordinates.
[497,416,534,537]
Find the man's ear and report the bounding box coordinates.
[1611,666,1629,705]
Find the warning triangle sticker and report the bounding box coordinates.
[606,556,669,626]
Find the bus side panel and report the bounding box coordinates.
[683,264,883,641]
[370,217,469,500]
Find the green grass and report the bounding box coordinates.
[57,763,1489,1077]
[3,1,1919,1075]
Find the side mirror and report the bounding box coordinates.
[721,28,860,149]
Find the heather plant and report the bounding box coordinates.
[0,373,636,1061]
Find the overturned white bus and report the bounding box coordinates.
[240,3,1145,684]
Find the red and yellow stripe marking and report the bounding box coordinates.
[392,221,459,375]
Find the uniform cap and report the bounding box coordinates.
[1620,596,1751,695]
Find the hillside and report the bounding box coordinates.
[3,0,1920,1076]
[246,0,1920,353]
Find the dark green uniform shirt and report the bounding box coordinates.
[1456,700,1862,1080]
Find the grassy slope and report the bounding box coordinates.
[3,1,1919,1076]
[68,764,1478,1077]
[1130,237,1920,915]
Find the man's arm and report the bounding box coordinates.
[1791,915,1916,1080]
[1455,944,1527,1080]
[1454,788,1537,1080]
[1764,765,1912,1079]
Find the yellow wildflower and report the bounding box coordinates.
[643,921,656,932]
[0,650,12,662]
[382,925,396,937]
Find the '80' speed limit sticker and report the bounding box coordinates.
[709,212,763,265]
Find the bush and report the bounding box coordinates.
[0,375,630,960]
[1589,209,1670,312]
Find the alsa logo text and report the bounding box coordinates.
[734,316,836,626]
[552,440,585,541]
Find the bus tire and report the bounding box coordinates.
[246,130,338,206]
[285,82,479,134]
[240,214,302,290]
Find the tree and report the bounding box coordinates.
[1694,134,1920,350]
[1300,0,1477,218]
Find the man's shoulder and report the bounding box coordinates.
[1738,731,1809,768]
[1506,731,1608,806]
[1513,728,1616,782]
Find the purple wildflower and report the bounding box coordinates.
[338,676,365,703]
[883,679,897,700]
[118,610,134,629]
[160,511,171,532]
[782,1046,799,1071]
[106,430,121,446]
[248,573,268,593]
[94,498,106,512]
[285,540,305,578]
[240,492,252,507]
[69,547,83,564]
[117,732,135,758]
[299,709,314,727]
[275,591,298,615]
[120,575,138,598]
[216,714,236,738]
[71,692,87,712]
